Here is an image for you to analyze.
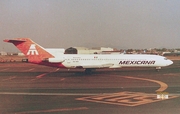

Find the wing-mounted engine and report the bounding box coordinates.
[43,58,65,63]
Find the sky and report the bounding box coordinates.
[0,0,180,52]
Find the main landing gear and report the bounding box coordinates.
[84,68,95,74]
[156,67,161,72]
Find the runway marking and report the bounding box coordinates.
[0,92,99,96]
[31,73,49,81]
[16,107,88,114]
[2,76,16,81]
[122,76,168,92]
[31,68,60,81]
[55,68,60,71]
[77,91,178,107]
[163,73,179,76]
[0,68,9,71]
[23,68,35,72]
[60,78,65,81]
[77,76,172,106]
[0,91,178,108]
[36,73,49,78]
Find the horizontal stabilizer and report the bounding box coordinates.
[3,39,26,43]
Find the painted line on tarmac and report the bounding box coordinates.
[0,68,9,71]
[30,73,49,81]
[60,78,65,81]
[163,73,179,76]
[1,76,16,81]
[55,68,60,71]
[31,68,60,81]
[0,91,180,96]
[123,76,168,92]
[36,72,49,79]
[16,107,88,114]
[23,68,35,72]
[77,91,179,107]
[0,92,100,96]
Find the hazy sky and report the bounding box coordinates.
[0,0,180,52]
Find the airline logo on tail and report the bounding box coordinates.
[27,44,39,55]
[3,38,55,61]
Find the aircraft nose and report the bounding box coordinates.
[168,60,173,65]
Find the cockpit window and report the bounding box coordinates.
[164,58,168,60]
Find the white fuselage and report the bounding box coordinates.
[53,54,173,69]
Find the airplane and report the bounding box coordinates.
[4,38,173,73]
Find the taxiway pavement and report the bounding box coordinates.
[0,61,180,114]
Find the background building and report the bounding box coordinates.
[65,47,115,54]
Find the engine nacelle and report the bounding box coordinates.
[43,58,65,63]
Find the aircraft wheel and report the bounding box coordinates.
[85,69,93,74]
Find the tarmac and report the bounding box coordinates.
[0,59,180,114]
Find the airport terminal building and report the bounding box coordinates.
[64,47,115,54]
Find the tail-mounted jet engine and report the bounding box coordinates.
[43,58,65,63]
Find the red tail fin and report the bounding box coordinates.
[4,38,54,63]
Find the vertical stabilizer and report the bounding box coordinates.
[4,38,54,63]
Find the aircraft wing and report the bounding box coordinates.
[76,63,114,68]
